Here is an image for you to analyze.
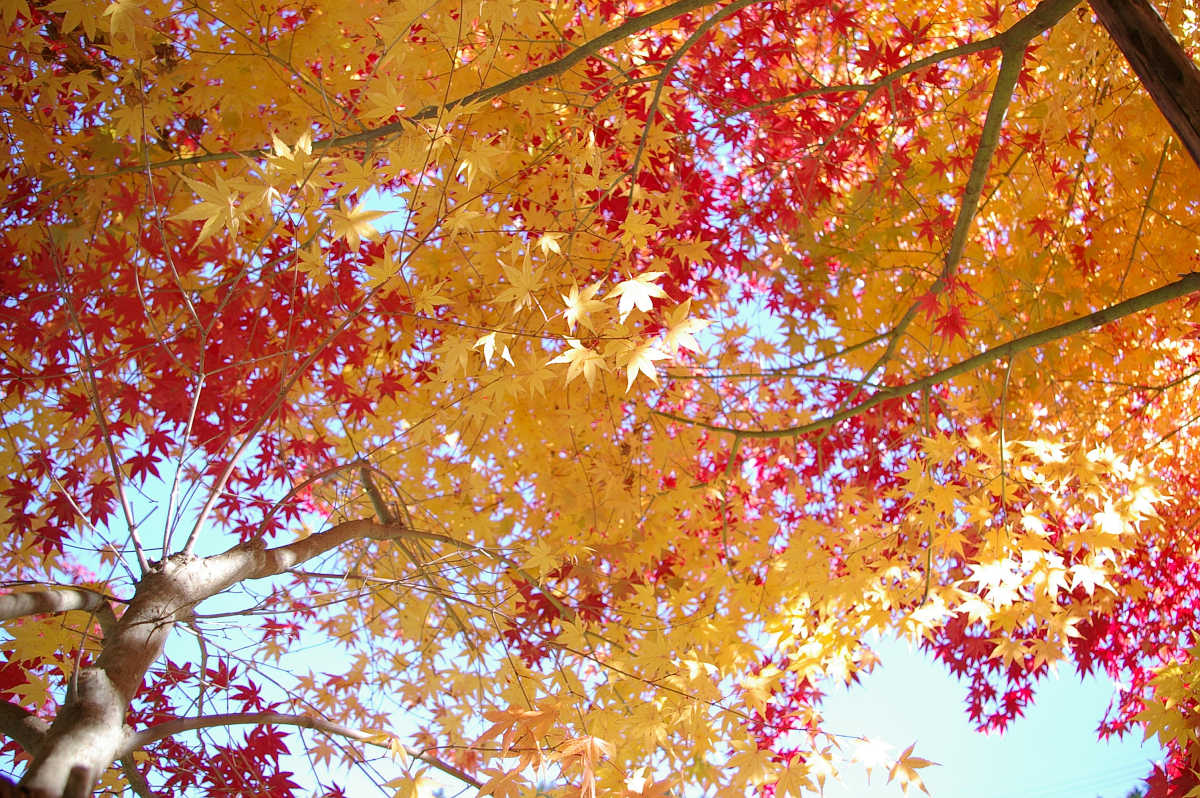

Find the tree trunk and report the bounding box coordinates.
[18,560,196,797]
[15,524,405,796]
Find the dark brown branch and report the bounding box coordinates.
[656,272,1200,439]
[0,701,49,755]
[1090,0,1200,168]
[0,586,118,635]
[125,712,481,789]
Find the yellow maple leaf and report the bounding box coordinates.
[660,300,710,356]
[43,0,94,36]
[329,202,390,250]
[473,332,513,367]
[414,280,452,315]
[363,246,400,290]
[613,339,668,392]
[476,767,524,798]
[775,758,811,798]
[561,281,607,333]
[266,130,321,191]
[385,771,437,798]
[103,0,138,44]
[727,744,775,787]
[624,767,674,797]
[607,272,667,322]
[888,743,936,795]
[170,176,245,245]
[548,340,605,388]
[295,244,330,287]
[495,252,542,314]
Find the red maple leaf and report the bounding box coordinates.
[933,305,969,340]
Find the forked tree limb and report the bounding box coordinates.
[1090,0,1200,168]
[17,519,417,798]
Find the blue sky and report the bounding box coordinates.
[817,637,1159,798]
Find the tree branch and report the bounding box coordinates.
[125,712,481,789]
[655,272,1200,439]
[862,0,1083,384]
[120,756,155,798]
[86,0,732,178]
[218,518,412,584]
[0,700,49,755]
[0,586,118,635]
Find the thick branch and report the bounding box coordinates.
[126,712,481,789]
[0,700,49,754]
[0,586,117,635]
[201,518,411,591]
[1090,0,1200,168]
[657,272,1200,439]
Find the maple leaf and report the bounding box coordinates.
[548,340,605,388]
[1028,213,1057,240]
[888,744,936,795]
[170,176,245,245]
[660,300,710,357]
[607,272,668,322]
[624,767,674,797]
[103,0,138,43]
[619,210,657,251]
[386,772,438,798]
[329,202,390,251]
[43,0,94,37]
[727,744,774,787]
[477,700,560,754]
[476,768,524,798]
[914,291,941,320]
[473,331,513,367]
[561,281,607,333]
[613,340,669,392]
[775,758,811,798]
[932,305,969,341]
[364,247,401,290]
[535,232,563,255]
[496,253,542,314]
[295,244,332,287]
[556,736,614,798]
[414,281,452,315]
[267,131,321,190]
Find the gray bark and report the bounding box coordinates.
[0,588,117,634]
[9,521,407,797]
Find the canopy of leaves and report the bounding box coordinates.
[0,0,1198,795]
